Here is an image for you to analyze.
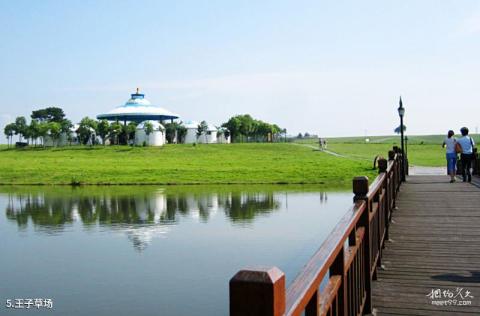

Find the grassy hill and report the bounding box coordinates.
[2,133,475,185]
[296,134,479,167]
[0,143,378,186]
[297,134,480,145]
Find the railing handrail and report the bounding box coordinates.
[230,148,404,316]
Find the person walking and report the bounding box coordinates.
[442,130,457,183]
[457,127,476,182]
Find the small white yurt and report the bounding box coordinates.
[203,124,218,144]
[183,121,200,144]
[182,120,218,144]
[43,124,82,146]
[135,121,166,146]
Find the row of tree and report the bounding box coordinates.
[221,114,285,143]
[3,107,195,147]
[4,109,284,147]
[3,108,73,147]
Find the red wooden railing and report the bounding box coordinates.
[230,148,404,316]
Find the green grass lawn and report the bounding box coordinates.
[298,134,480,167]
[0,143,379,186]
[304,134,480,145]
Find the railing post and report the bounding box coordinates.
[230,266,285,316]
[388,150,396,206]
[378,158,389,243]
[329,246,346,316]
[353,176,372,314]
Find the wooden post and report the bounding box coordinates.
[378,158,390,243]
[353,176,372,314]
[353,176,369,201]
[388,150,395,161]
[230,267,285,316]
[329,247,346,316]
[378,158,387,174]
[378,158,389,245]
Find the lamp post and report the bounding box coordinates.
[398,97,406,181]
[404,136,409,176]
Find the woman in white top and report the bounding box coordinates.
[442,130,457,183]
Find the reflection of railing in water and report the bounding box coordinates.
[229,147,404,316]
[4,190,282,250]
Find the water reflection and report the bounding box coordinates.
[2,187,312,251]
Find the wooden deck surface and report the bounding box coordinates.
[372,175,480,315]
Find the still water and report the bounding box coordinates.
[0,185,352,316]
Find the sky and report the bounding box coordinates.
[1,0,480,143]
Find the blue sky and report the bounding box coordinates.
[1,0,480,143]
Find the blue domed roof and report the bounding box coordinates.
[97,89,179,122]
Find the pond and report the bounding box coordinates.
[0,185,353,316]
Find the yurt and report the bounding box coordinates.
[97,89,179,124]
[182,121,218,144]
[135,121,166,146]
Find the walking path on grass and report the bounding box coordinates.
[292,143,355,159]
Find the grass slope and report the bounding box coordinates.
[0,143,378,186]
[298,134,480,167]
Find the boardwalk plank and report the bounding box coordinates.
[371,175,480,315]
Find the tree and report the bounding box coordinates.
[28,120,41,146]
[22,123,33,145]
[14,116,27,142]
[165,122,178,143]
[60,119,73,146]
[48,122,62,147]
[272,124,282,142]
[222,117,241,143]
[297,133,303,139]
[31,107,65,123]
[4,123,15,148]
[144,122,154,145]
[164,122,187,144]
[238,115,254,142]
[109,122,122,145]
[97,120,110,145]
[222,114,283,143]
[177,125,187,143]
[281,128,287,142]
[37,122,50,147]
[197,121,208,143]
[223,128,230,140]
[394,125,407,135]
[78,117,98,145]
[126,122,137,145]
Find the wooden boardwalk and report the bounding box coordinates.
[372,175,480,315]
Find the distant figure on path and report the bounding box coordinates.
[457,127,476,182]
[442,130,457,183]
[319,137,327,150]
